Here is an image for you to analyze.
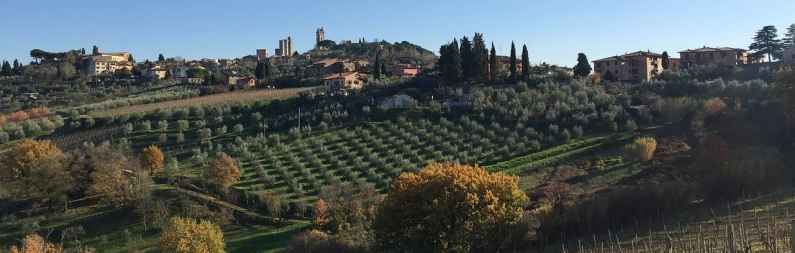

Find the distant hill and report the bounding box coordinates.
[308,40,437,68]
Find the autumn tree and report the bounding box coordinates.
[87,143,150,207]
[8,234,64,253]
[624,137,657,162]
[160,217,225,253]
[206,152,240,190]
[312,198,330,229]
[140,145,165,174]
[0,139,71,205]
[374,163,528,252]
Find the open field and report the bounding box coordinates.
[89,87,317,118]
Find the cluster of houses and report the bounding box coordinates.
[593,46,765,82]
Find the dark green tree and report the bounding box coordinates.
[472,33,488,80]
[439,39,462,83]
[1,61,11,76]
[573,53,592,78]
[749,25,783,62]
[92,45,99,55]
[521,45,530,81]
[489,42,498,82]
[380,60,388,77]
[509,42,517,81]
[661,51,670,70]
[255,61,266,80]
[374,51,382,79]
[459,37,474,80]
[783,24,795,49]
[158,54,165,62]
[128,54,134,63]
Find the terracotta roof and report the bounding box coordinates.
[594,51,663,62]
[679,47,746,53]
[323,72,359,80]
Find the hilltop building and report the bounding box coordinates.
[593,51,665,82]
[276,36,293,57]
[323,72,366,91]
[679,47,749,68]
[88,51,133,76]
[256,49,268,61]
[316,27,326,46]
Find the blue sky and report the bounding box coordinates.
[2,0,793,66]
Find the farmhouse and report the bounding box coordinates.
[88,52,133,76]
[593,51,664,82]
[323,72,366,91]
[679,47,749,68]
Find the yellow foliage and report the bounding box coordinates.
[141,145,165,174]
[1,139,63,180]
[703,97,727,115]
[8,234,64,253]
[624,137,657,162]
[160,217,225,253]
[206,153,240,189]
[374,163,528,252]
[312,198,330,229]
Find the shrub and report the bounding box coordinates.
[624,137,657,161]
[141,145,165,174]
[205,152,240,189]
[159,217,225,253]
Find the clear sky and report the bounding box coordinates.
[2,0,793,67]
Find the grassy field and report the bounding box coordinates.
[89,87,317,118]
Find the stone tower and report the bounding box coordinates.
[316,27,325,46]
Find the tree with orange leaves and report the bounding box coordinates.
[205,152,240,190]
[140,145,165,174]
[1,139,63,180]
[312,198,330,229]
[374,163,528,252]
[7,234,64,253]
[0,139,71,204]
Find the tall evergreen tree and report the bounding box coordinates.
[381,61,388,77]
[92,45,99,55]
[1,61,11,76]
[509,42,517,81]
[661,51,670,70]
[573,53,592,78]
[472,33,489,80]
[374,51,382,79]
[158,54,166,62]
[12,59,20,74]
[783,24,795,49]
[439,39,462,83]
[255,61,266,80]
[489,42,498,82]
[749,25,783,62]
[459,37,474,80]
[521,45,530,81]
[128,54,134,63]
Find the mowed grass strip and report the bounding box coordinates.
[90,87,317,117]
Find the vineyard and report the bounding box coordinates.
[562,191,795,253]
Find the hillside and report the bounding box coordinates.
[309,41,437,67]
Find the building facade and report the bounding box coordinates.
[88,52,133,76]
[679,47,749,68]
[783,46,795,64]
[256,49,268,61]
[323,72,366,90]
[593,51,664,82]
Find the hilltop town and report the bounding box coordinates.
[0,21,794,253]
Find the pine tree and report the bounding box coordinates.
[574,53,592,78]
[158,54,165,62]
[749,25,783,62]
[489,42,498,82]
[12,59,19,72]
[509,42,517,81]
[661,51,670,70]
[459,37,474,80]
[783,24,795,49]
[128,54,134,63]
[521,45,530,81]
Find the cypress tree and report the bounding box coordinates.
[1,61,11,76]
[374,51,382,79]
[158,54,166,62]
[440,39,462,83]
[509,42,517,81]
[521,45,530,81]
[573,53,592,78]
[12,59,20,74]
[459,37,474,80]
[661,51,670,70]
[472,33,488,80]
[489,42,498,82]
[92,45,99,55]
[255,61,266,79]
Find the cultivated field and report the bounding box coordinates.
[89,87,317,118]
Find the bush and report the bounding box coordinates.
[160,217,224,253]
[624,137,657,161]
